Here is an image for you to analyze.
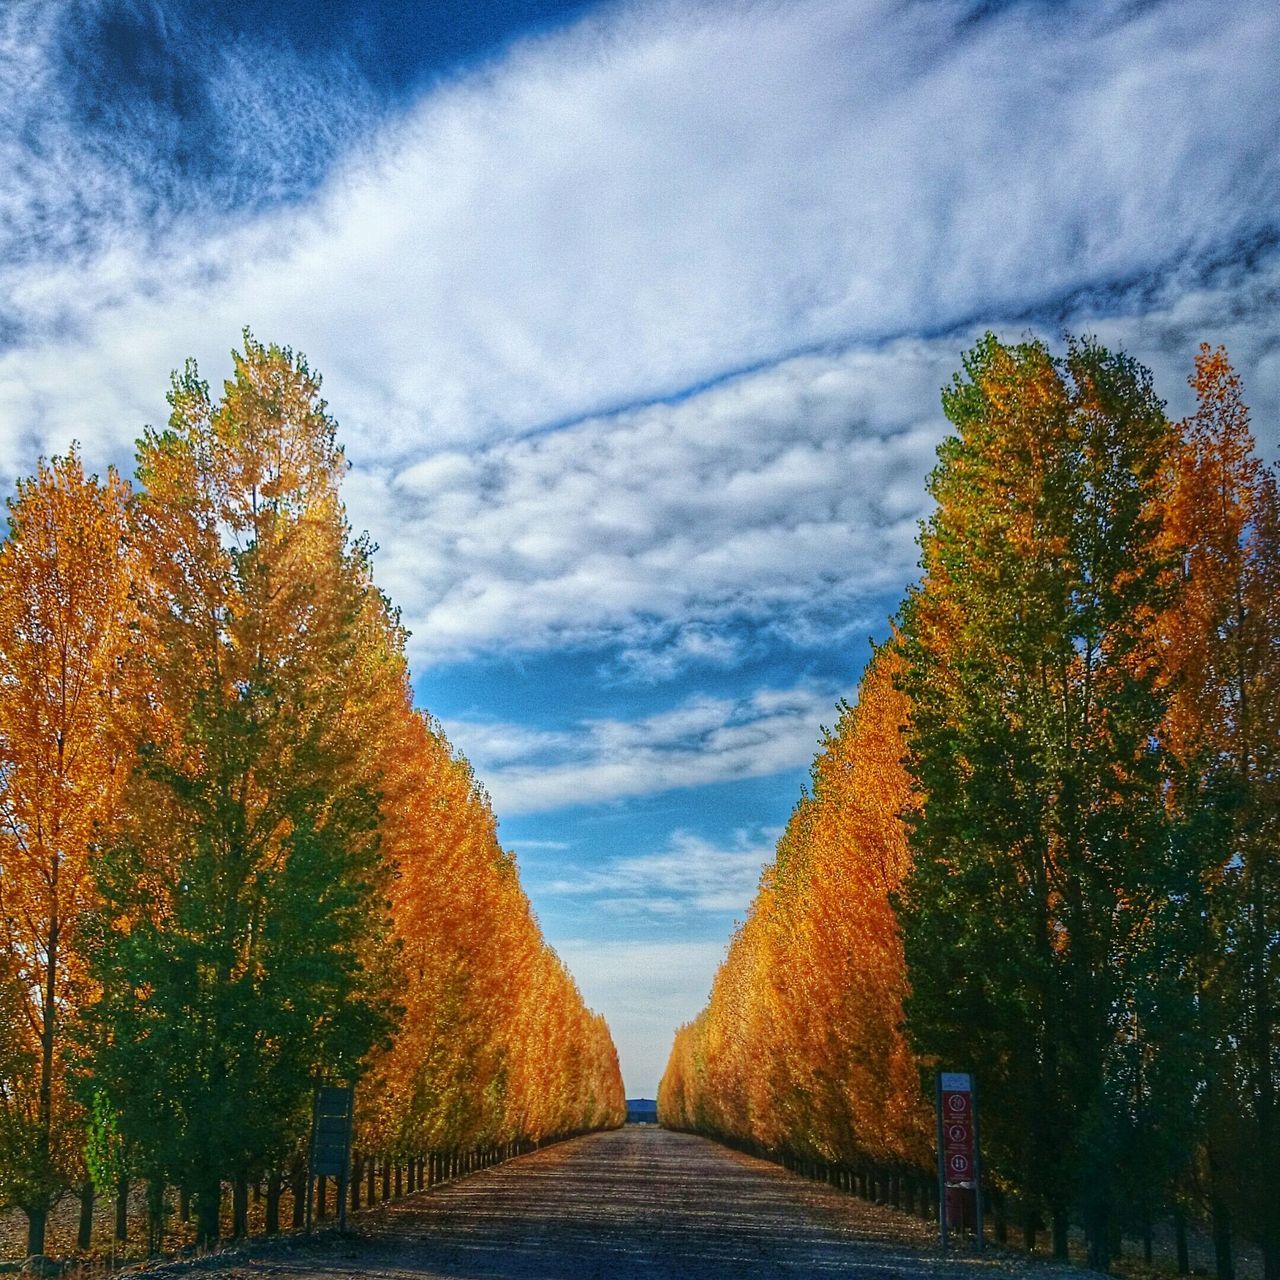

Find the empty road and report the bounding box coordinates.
[196,1127,1082,1280]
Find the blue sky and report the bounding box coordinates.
[2,0,1279,1095]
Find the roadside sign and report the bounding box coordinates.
[307,1084,354,1233]
[935,1071,983,1253]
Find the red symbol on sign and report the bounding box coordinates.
[946,1122,969,1143]
[947,1152,971,1176]
[944,1092,971,1118]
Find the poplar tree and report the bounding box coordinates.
[82,336,392,1245]
[0,452,135,1255]
[893,334,1177,1266]
[1159,347,1280,1280]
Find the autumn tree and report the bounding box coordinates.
[81,336,394,1245]
[1159,346,1280,1280]
[359,699,624,1164]
[894,334,1178,1266]
[0,452,135,1256]
[658,644,930,1186]
[0,334,623,1259]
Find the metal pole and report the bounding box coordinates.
[305,1087,318,1236]
[935,1072,947,1250]
[973,1073,985,1252]
[338,1085,353,1233]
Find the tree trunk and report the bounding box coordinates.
[77,1182,95,1251]
[232,1176,248,1238]
[290,1156,306,1230]
[147,1177,165,1255]
[265,1173,281,1235]
[116,1174,130,1243]
[1023,1209,1038,1252]
[195,1177,221,1247]
[1086,1202,1111,1273]
[1174,1203,1190,1275]
[1052,1209,1069,1260]
[1212,1193,1235,1280]
[25,1204,49,1260]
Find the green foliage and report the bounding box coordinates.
[84,1091,125,1194]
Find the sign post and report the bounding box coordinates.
[308,1084,355,1234]
[936,1072,983,1252]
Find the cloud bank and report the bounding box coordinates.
[3,0,1277,675]
[444,682,841,813]
[3,0,1277,458]
[535,828,774,917]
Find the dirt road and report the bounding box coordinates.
[191,1127,1087,1280]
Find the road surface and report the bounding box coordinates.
[185,1127,1084,1280]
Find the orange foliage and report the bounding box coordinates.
[359,698,624,1155]
[0,337,622,1247]
[0,451,136,1232]
[659,644,930,1171]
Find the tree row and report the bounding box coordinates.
[659,339,1276,1280]
[0,334,624,1258]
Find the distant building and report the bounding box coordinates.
[626,1098,658,1124]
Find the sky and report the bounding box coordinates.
[2,0,1279,1096]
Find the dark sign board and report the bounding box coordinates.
[308,1084,354,1231]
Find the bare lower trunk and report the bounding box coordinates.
[1212,1193,1235,1280]
[265,1173,281,1235]
[194,1177,221,1248]
[77,1182,95,1251]
[1175,1203,1190,1275]
[115,1174,129,1242]
[25,1203,49,1259]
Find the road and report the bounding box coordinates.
[193,1127,1081,1280]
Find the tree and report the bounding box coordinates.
[894,334,1177,1265]
[0,451,135,1255]
[81,336,393,1244]
[1158,346,1280,1280]
[658,644,930,1182]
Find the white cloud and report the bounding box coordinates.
[537,828,775,916]
[2,0,1278,463]
[1,0,1277,679]
[555,937,730,1096]
[356,339,947,664]
[443,682,839,813]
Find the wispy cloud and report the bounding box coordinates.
[538,828,774,916]
[2,0,1277,466]
[356,340,944,665]
[4,0,1277,675]
[443,682,839,813]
